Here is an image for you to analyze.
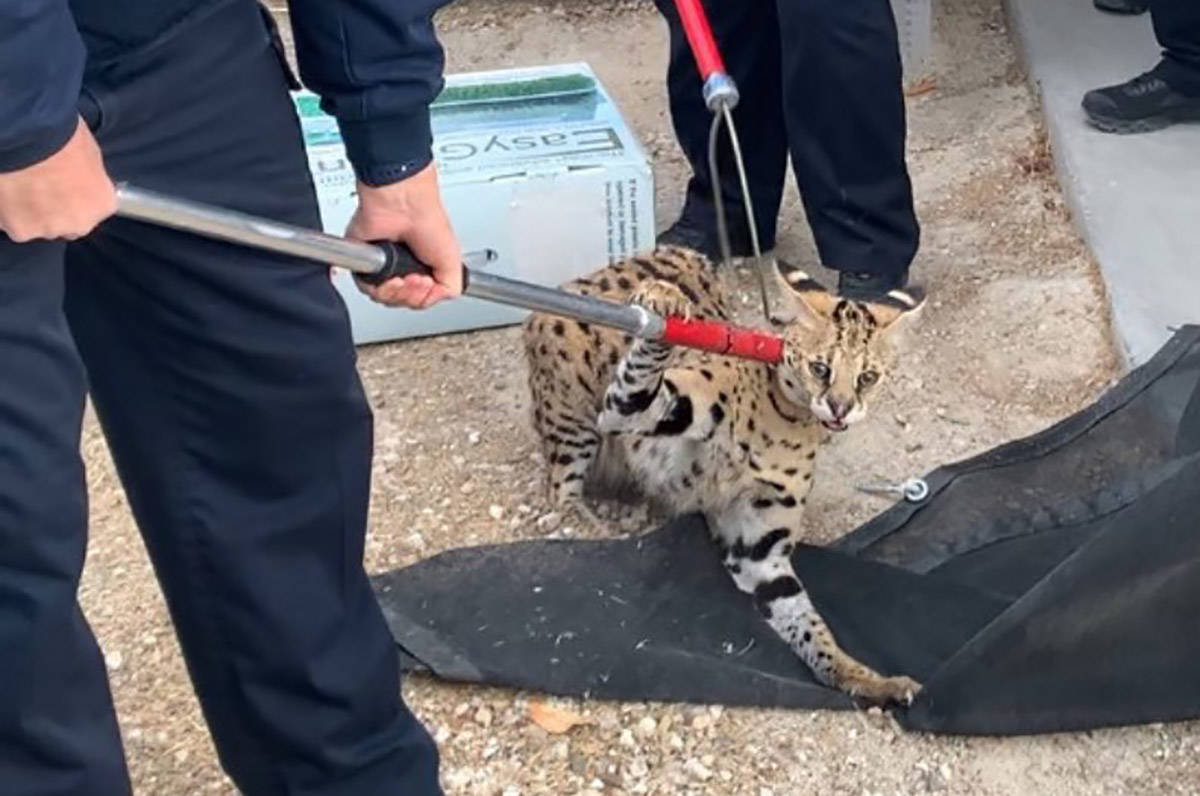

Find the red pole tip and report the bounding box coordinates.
[727,326,786,364]
[660,317,784,364]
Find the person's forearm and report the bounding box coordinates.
[0,0,87,172]
[286,0,452,186]
[286,0,461,310]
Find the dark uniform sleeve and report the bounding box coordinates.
[0,0,87,172]
[287,0,452,187]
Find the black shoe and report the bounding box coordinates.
[837,269,908,300]
[656,208,757,263]
[1094,0,1148,14]
[1082,70,1200,133]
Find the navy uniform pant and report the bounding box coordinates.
[0,1,441,793]
[653,0,920,279]
[1153,0,1200,94]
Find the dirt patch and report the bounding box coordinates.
[77,0,1198,793]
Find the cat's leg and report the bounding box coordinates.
[710,494,921,705]
[527,363,608,532]
[544,427,606,527]
[596,280,694,436]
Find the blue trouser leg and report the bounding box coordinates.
[1152,0,1200,95]
[652,0,789,253]
[3,1,442,793]
[0,237,134,796]
[776,0,920,277]
[653,0,920,278]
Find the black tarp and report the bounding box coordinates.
[372,325,1200,735]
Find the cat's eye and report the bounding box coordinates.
[809,361,831,381]
[857,370,879,388]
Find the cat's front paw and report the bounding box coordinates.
[841,672,923,707]
[631,280,693,320]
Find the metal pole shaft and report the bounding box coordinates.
[114,183,664,340]
[468,272,663,338]
[116,183,390,274]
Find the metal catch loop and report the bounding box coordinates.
[857,477,930,503]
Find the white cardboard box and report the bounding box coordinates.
[892,0,933,86]
[292,62,655,345]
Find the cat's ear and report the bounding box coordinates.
[862,286,926,331]
[769,259,837,328]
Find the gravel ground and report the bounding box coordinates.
[76,0,1200,793]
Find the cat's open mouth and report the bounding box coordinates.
[821,419,848,432]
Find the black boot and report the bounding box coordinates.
[1082,70,1200,133]
[837,269,909,300]
[656,195,758,264]
[1093,0,1148,15]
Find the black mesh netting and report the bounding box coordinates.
[372,325,1200,735]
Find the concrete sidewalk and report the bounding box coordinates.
[1006,0,1200,367]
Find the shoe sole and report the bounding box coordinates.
[1092,4,1148,15]
[1084,106,1200,134]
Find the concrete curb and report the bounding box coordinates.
[1004,0,1200,369]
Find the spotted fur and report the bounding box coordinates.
[522,245,926,704]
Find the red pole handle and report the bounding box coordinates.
[673,0,726,80]
[661,316,785,364]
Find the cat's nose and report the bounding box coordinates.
[827,396,853,420]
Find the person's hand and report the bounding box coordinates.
[344,162,462,309]
[0,118,117,242]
